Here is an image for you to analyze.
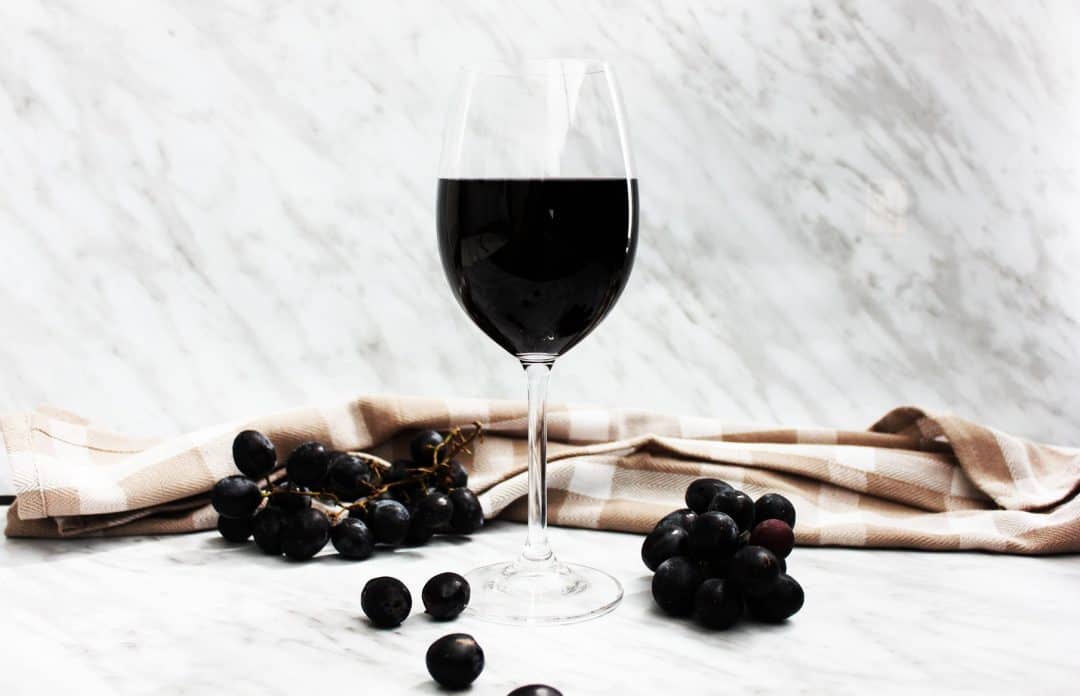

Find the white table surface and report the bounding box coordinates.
[2,515,1077,695]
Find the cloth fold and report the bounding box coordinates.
[4,396,1079,554]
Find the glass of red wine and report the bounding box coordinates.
[437,59,638,624]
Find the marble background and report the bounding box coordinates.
[1,0,1078,469]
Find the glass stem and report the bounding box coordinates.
[520,359,554,563]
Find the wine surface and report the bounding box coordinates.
[437,178,638,357]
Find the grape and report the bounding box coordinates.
[687,511,740,561]
[651,556,703,616]
[361,576,412,628]
[746,573,804,622]
[280,508,330,560]
[410,429,445,466]
[390,479,426,507]
[707,489,755,532]
[253,507,285,555]
[366,499,411,546]
[216,515,254,542]
[693,578,743,630]
[414,491,454,530]
[684,478,731,513]
[641,525,688,571]
[268,490,312,512]
[448,488,484,534]
[439,460,468,490]
[383,459,413,483]
[754,492,796,529]
[331,518,374,560]
[286,441,332,487]
[426,633,484,689]
[405,514,436,546]
[730,545,781,597]
[232,430,277,479]
[749,519,794,558]
[655,508,697,533]
[508,687,563,696]
[210,475,262,518]
[327,453,377,500]
[422,572,471,620]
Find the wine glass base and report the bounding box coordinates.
[464,557,623,625]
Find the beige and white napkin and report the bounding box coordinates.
[4,397,1079,554]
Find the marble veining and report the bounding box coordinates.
[0,1,1078,453]
[2,519,1078,693]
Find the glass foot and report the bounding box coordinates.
[465,556,623,625]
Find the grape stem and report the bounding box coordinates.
[258,422,484,524]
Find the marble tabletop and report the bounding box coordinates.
[3,514,1077,694]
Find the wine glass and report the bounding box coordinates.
[436,59,639,624]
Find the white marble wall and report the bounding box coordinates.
[1,1,1078,450]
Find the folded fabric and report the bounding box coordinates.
[3,397,1079,554]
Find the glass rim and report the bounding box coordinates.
[459,58,612,77]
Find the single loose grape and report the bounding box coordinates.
[362,576,412,628]
[422,572,471,621]
[426,633,484,689]
[507,687,563,696]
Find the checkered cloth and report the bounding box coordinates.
[4,396,1079,553]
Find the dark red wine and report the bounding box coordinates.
[437,178,638,358]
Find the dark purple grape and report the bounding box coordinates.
[707,489,755,532]
[367,499,411,546]
[687,511,740,562]
[439,460,468,490]
[362,576,412,628]
[216,515,254,542]
[651,556,703,616]
[285,442,332,487]
[268,490,312,512]
[655,508,697,533]
[327,453,377,500]
[410,429,445,466]
[448,488,484,534]
[508,687,563,696]
[414,491,454,529]
[232,430,277,479]
[252,507,285,555]
[693,578,743,629]
[746,573,804,622]
[390,479,426,507]
[383,459,413,483]
[641,525,689,571]
[749,519,795,558]
[422,572,471,620]
[405,513,436,546]
[426,633,484,689]
[685,478,732,513]
[755,492,796,529]
[331,518,374,560]
[280,508,330,560]
[730,545,781,597]
[210,475,262,519]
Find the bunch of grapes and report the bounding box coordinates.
[210,424,486,561]
[643,478,805,629]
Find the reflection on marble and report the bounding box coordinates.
[0,0,1078,452]
[2,518,1079,693]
